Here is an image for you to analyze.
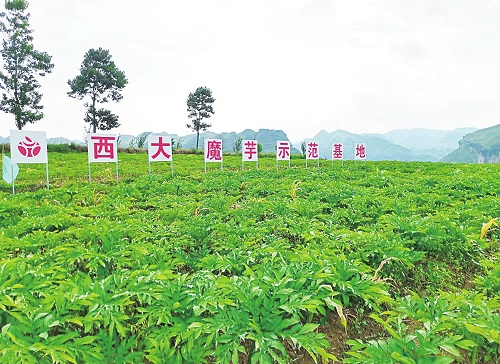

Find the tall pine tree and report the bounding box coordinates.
[0,0,54,129]
[67,48,127,133]
[186,86,215,149]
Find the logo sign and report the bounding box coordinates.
[10,130,48,164]
[276,141,290,160]
[148,135,172,162]
[204,139,223,162]
[355,143,367,160]
[242,140,258,162]
[88,134,118,162]
[332,143,343,160]
[306,141,319,160]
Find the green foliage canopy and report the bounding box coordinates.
[67,48,127,133]
[186,86,215,149]
[0,0,54,129]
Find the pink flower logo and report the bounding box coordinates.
[18,136,41,158]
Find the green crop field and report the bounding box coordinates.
[1,152,499,363]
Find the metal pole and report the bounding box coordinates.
[116,160,119,182]
[88,162,92,183]
[11,163,15,195]
[45,163,49,190]
[170,161,174,178]
[148,160,151,175]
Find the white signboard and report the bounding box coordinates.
[88,134,118,163]
[355,143,367,160]
[10,130,48,164]
[306,141,319,160]
[148,135,172,162]
[332,143,343,160]
[204,139,223,162]
[276,141,290,161]
[242,140,258,162]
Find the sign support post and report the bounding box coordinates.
[46,163,50,189]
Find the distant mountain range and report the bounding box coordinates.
[372,127,478,160]
[1,125,498,163]
[441,124,500,163]
[302,127,479,161]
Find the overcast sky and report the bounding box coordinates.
[1,0,500,141]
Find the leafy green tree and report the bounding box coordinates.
[67,48,127,133]
[0,0,54,129]
[233,137,242,153]
[186,86,215,149]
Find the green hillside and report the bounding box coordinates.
[441,124,500,163]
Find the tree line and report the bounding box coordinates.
[0,0,215,149]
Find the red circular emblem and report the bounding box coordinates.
[18,136,41,157]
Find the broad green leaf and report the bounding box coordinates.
[390,352,416,364]
[439,344,460,357]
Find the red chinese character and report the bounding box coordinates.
[355,144,366,159]
[307,142,319,159]
[151,136,171,159]
[206,140,222,160]
[333,144,343,159]
[278,142,290,159]
[243,140,257,160]
[91,136,115,160]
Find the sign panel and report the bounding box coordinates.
[242,140,258,162]
[148,135,172,162]
[88,134,118,163]
[355,143,367,160]
[306,141,319,160]
[204,139,223,162]
[10,130,48,164]
[276,141,290,161]
[332,143,343,160]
